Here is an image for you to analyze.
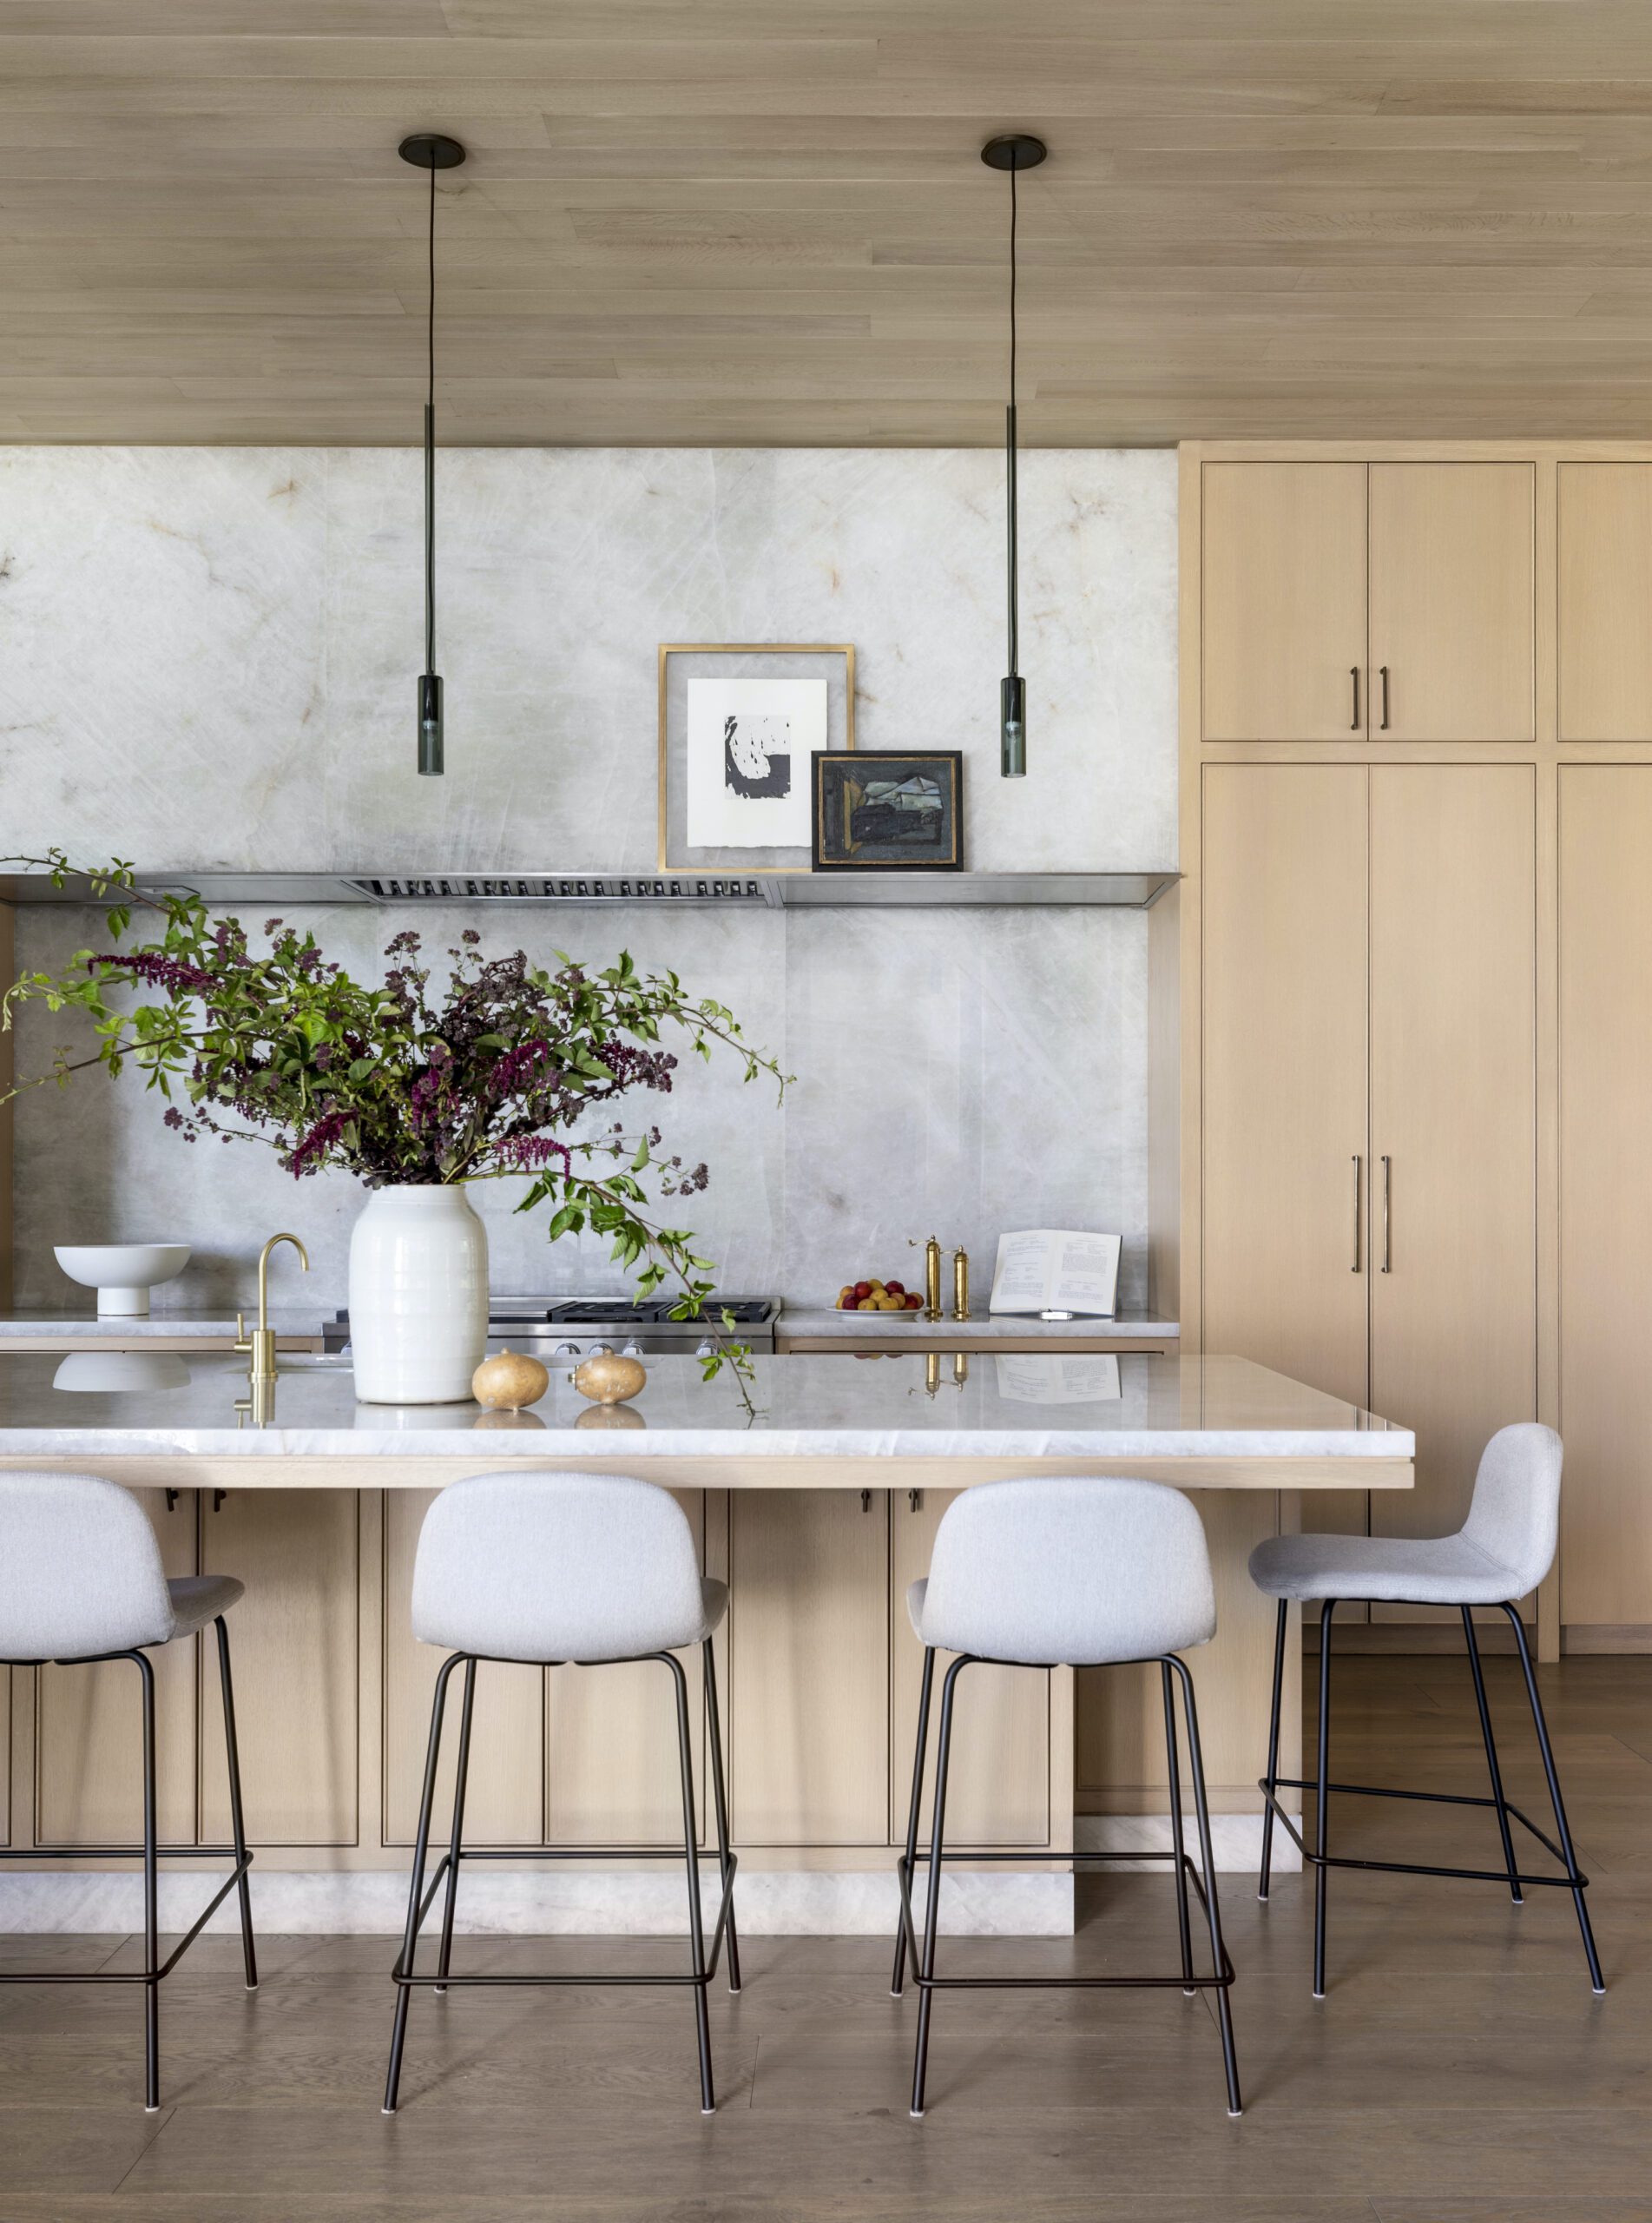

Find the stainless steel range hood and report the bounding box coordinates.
[0,867,1177,910]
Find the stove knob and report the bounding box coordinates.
[621,1339,645,1358]
[552,1342,581,1358]
[588,1342,614,1357]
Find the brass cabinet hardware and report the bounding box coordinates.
[1350,666,1360,729]
[1351,1154,1362,1272]
[164,1487,180,1512]
[908,1488,923,1512]
[212,1488,227,1513]
[859,1487,872,1513]
[1379,664,1391,729]
[1381,1155,1392,1273]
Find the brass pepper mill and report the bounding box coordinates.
[951,1247,970,1323]
[923,1235,944,1322]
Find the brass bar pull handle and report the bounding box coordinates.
[1380,1155,1392,1273]
[1351,1155,1362,1272]
[1379,665,1391,730]
[1350,666,1360,730]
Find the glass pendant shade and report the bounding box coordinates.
[1000,675,1026,778]
[418,673,444,778]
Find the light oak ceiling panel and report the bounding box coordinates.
[4,2,1652,442]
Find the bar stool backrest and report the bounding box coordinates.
[0,1470,174,1660]
[411,1468,707,1662]
[1460,1422,1563,1599]
[920,1475,1217,1666]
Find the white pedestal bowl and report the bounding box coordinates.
[54,1243,192,1316]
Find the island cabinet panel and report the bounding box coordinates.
[728,1491,889,1846]
[1558,768,1652,1626]
[1367,767,1538,1613]
[381,1490,543,1847]
[1201,462,1367,740]
[1558,464,1652,740]
[1367,463,1536,742]
[36,1487,198,1848]
[1201,763,1372,1420]
[200,1490,359,1845]
[545,1491,708,1847]
[890,1490,1049,1846]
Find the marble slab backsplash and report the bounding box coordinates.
[1,443,1174,1310]
[9,900,1149,1311]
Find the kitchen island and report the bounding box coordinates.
[0,1351,1411,1936]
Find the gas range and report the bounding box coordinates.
[322,1296,780,1362]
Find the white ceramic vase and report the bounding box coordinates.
[347,1184,489,1405]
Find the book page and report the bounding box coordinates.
[1050,1232,1121,1316]
[988,1229,1059,1313]
[994,1355,1122,1405]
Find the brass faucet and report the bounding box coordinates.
[234,1231,310,1392]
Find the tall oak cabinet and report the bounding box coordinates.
[1172,443,1652,1655]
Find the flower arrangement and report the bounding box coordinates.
[1,855,788,1372]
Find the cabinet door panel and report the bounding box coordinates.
[36,1488,197,1848]
[382,1489,544,1846]
[1202,763,1371,1411]
[546,1492,705,1847]
[201,1489,359,1845]
[1368,464,1535,742]
[1369,767,1537,1598]
[1558,463,1652,740]
[1558,768,1652,1624]
[1201,462,1366,741]
[730,1490,887,1846]
[892,1491,1048,1847]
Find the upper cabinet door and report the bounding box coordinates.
[1367,463,1535,742]
[1201,463,1367,740]
[1558,463,1652,740]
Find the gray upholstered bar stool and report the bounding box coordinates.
[892,1476,1241,2120]
[1252,1422,1603,1999]
[382,1469,739,2117]
[0,1471,257,2112]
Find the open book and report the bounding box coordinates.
[988,1229,1122,1318]
[994,1354,1122,1406]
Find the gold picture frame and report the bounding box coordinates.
[657,643,856,874]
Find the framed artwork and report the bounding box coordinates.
[812,750,964,871]
[657,643,855,873]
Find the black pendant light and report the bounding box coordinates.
[981,134,1047,778]
[398,131,466,777]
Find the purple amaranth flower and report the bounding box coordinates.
[91,953,217,994]
[288,1107,349,1176]
[488,1039,557,1098]
[493,1134,572,1177]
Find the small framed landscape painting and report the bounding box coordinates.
[658,643,854,873]
[811,751,964,871]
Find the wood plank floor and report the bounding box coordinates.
[3,1653,1652,2222]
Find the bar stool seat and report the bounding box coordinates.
[1249,1530,1519,1606]
[385,1471,740,2119]
[894,1476,1240,2121]
[0,1471,258,2112]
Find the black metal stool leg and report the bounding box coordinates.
[214,1616,259,1989]
[1258,1598,1288,1901]
[701,1638,740,1995]
[1169,1656,1241,2115]
[384,1652,462,2113]
[1161,1659,1196,1995]
[1313,1600,1336,2000]
[911,1653,967,2120]
[892,1646,936,1998]
[136,1651,161,2113]
[1504,1606,1604,1994]
[668,1652,715,2113]
[434,1656,477,1994]
[1462,1607,1523,1907]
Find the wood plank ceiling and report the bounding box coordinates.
[7,0,1652,445]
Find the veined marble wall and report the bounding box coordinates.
[1,447,1175,1309]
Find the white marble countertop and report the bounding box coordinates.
[780,1308,1179,1341]
[0,1351,1412,1461]
[0,1309,324,1339]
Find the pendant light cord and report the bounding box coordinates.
[424,157,437,677]
[1006,159,1019,681]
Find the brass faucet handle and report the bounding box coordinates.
[233,1311,253,1355]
